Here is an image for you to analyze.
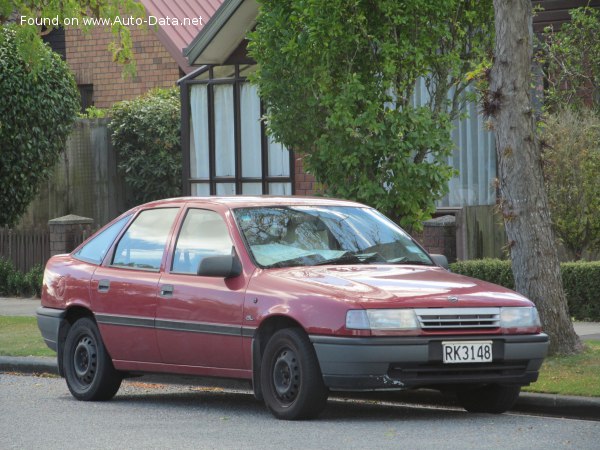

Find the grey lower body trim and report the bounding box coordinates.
[95,313,256,338]
[36,307,67,352]
[309,333,549,391]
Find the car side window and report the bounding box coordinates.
[112,208,179,271]
[172,209,233,274]
[73,215,131,265]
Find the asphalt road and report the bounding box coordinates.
[1,373,598,449]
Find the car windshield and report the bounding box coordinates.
[233,206,433,269]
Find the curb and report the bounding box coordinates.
[0,356,59,375]
[2,356,599,420]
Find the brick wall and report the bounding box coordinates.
[293,155,317,196]
[65,26,181,108]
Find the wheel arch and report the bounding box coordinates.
[251,314,306,401]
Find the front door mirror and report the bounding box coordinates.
[197,249,242,278]
[430,254,449,270]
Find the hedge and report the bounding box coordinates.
[450,259,600,321]
[0,258,43,298]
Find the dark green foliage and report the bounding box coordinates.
[249,0,493,230]
[561,262,600,322]
[109,88,182,206]
[450,259,600,321]
[0,26,79,227]
[0,258,43,297]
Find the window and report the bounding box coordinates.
[183,64,294,196]
[112,208,179,271]
[171,209,233,274]
[74,215,131,265]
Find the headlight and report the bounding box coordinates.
[346,309,419,330]
[500,307,541,328]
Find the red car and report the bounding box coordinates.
[37,197,548,419]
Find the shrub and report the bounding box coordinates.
[0,258,43,298]
[450,259,600,321]
[109,88,182,206]
[540,108,600,260]
[0,27,79,227]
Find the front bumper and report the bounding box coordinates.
[310,333,549,391]
[36,307,67,352]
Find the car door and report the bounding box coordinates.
[156,207,248,371]
[91,207,180,363]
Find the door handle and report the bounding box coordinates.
[98,279,110,292]
[160,284,174,297]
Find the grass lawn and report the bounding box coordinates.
[0,316,55,357]
[523,340,600,397]
[1,316,598,397]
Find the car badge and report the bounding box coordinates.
[447,296,459,303]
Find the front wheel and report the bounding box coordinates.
[62,317,122,401]
[457,384,521,414]
[260,328,329,420]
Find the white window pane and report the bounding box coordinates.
[241,83,262,178]
[190,85,209,179]
[216,183,236,195]
[214,85,235,177]
[269,182,292,196]
[268,138,290,177]
[242,183,263,195]
[191,183,210,196]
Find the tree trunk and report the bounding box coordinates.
[490,0,582,355]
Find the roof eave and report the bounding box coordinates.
[184,0,258,66]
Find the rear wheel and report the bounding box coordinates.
[457,384,521,414]
[260,328,329,420]
[62,317,122,401]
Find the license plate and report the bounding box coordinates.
[442,341,493,364]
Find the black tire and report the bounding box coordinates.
[62,317,122,401]
[260,328,329,420]
[457,384,521,414]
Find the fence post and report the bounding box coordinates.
[422,215,457,263]
[48,215,94,256]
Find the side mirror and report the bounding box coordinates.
[430,254,449,270]
[197,249,242,278]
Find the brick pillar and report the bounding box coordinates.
[48,215,94,256]
[422,215,457,263]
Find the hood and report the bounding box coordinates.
[263,265,533,309]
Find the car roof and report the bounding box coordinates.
[136,196,367,209]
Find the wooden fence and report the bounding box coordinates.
[0,227,50,273]
[0,225,95,273]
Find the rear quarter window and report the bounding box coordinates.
[73,215,131,265]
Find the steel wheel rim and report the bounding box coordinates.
[73,335,97,386]
[272,348,300,404]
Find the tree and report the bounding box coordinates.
[249,0,493,231]
[0,27,79,227]
[536,7,600,260]
[539,7,600,113]
[109,88,182,206]
[488,0,582,354]
[0,0,145,76]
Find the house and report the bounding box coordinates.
[178,0,497,204]
[43,0,222,109]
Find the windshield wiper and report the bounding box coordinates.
[393,259,434,266]
[314,252,363,266]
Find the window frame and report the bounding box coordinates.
[181,64,295,196]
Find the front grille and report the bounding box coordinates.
[415,308,500,331]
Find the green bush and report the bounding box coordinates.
[450,259,600,321]
[109,87,182,206]
[0,258,43,298]
[0,26,79,227]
